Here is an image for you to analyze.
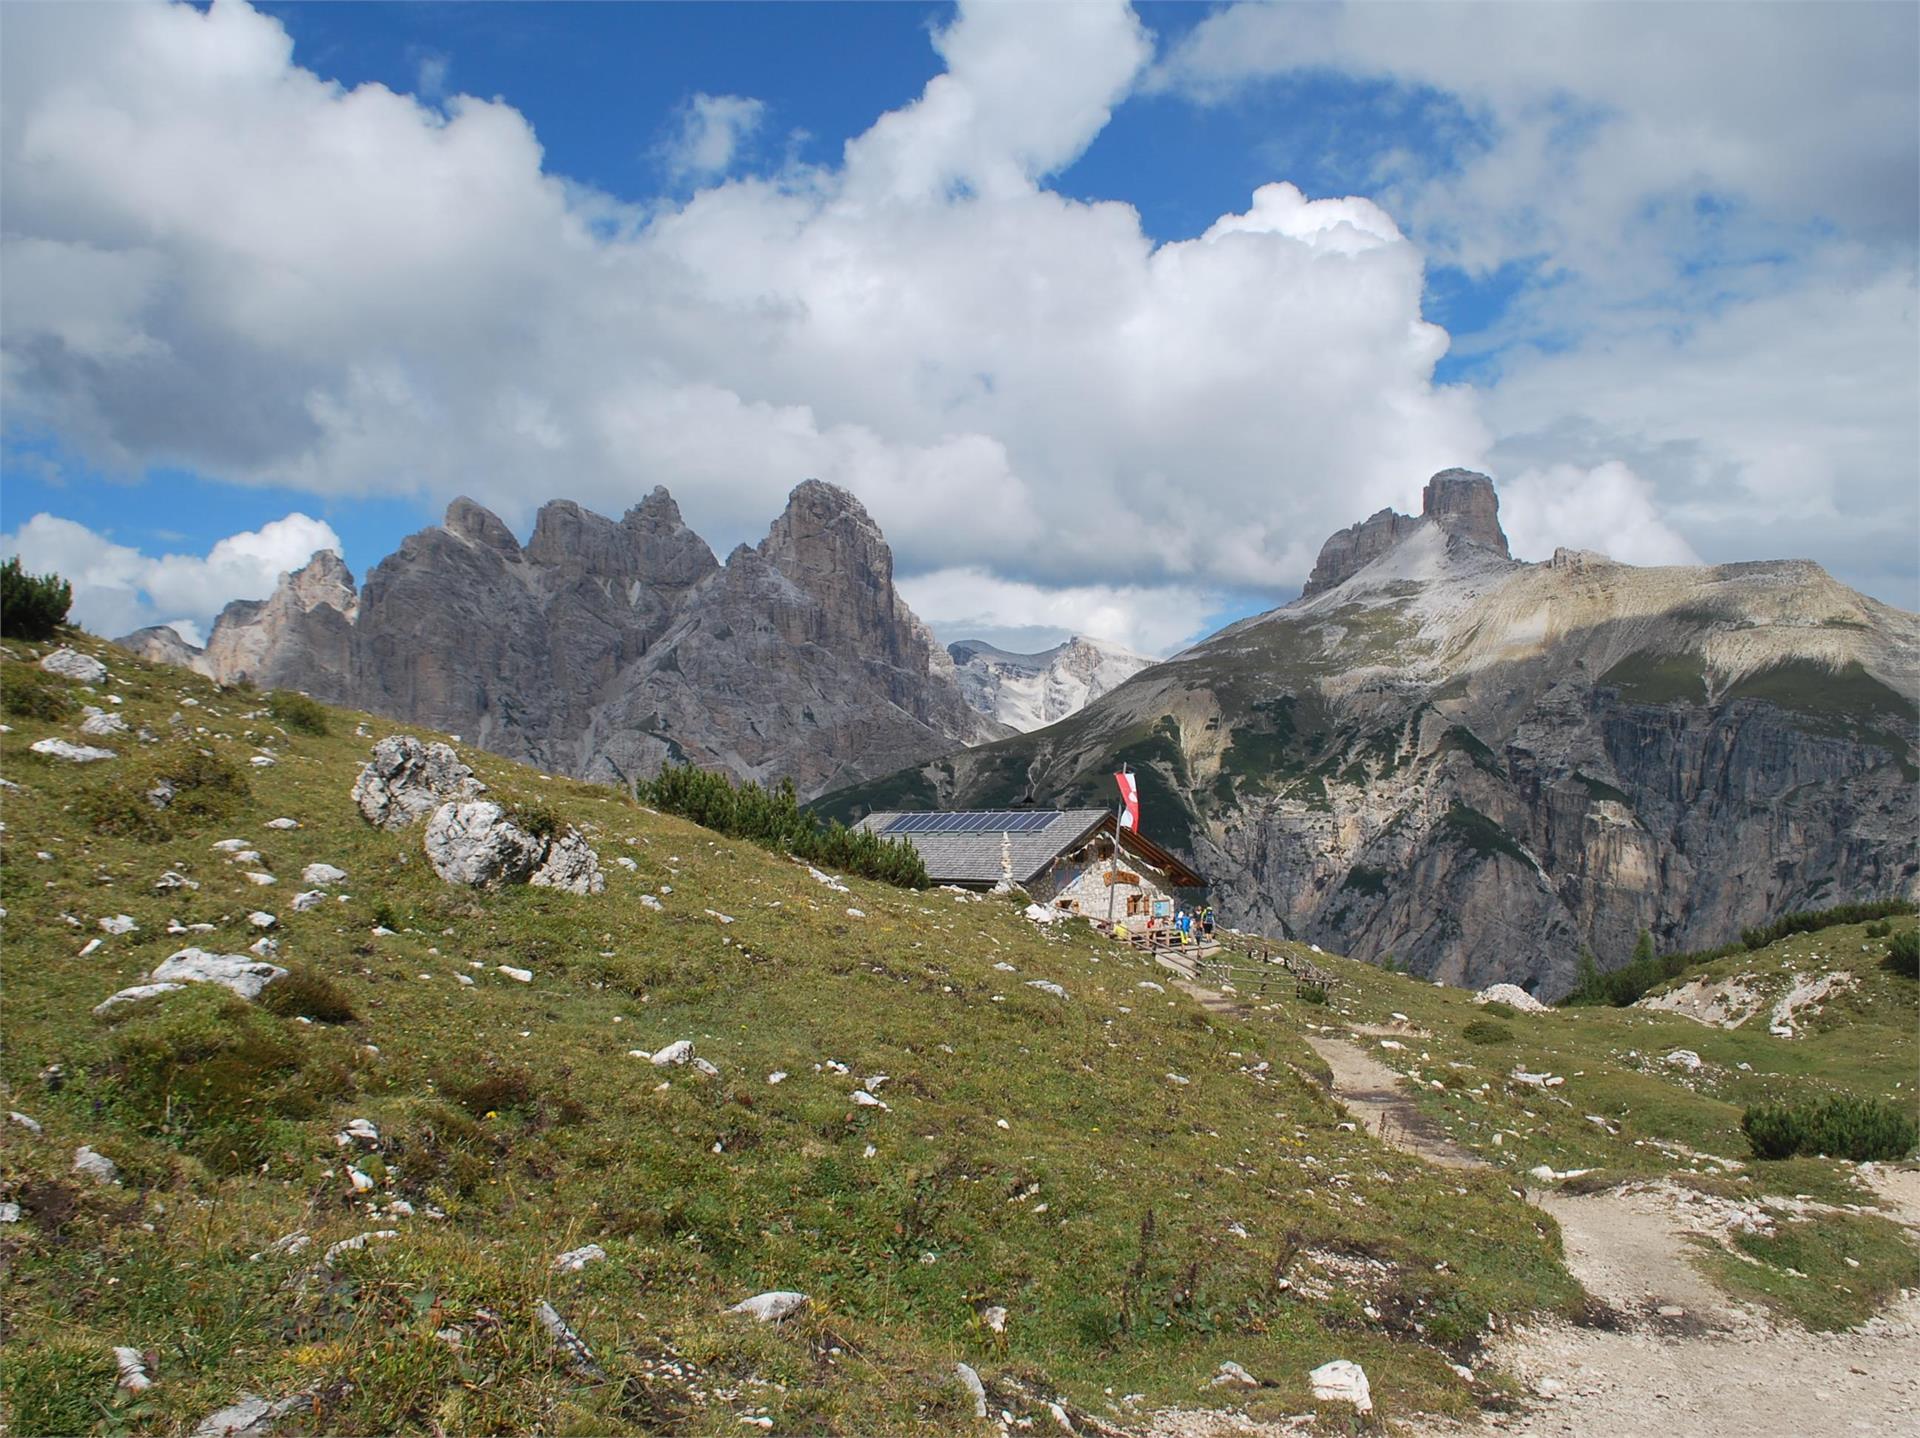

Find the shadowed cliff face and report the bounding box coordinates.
[818,470,1920,997]
[118,481,1003,797]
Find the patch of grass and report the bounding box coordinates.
[1742,899,1917,951]
[1573,771,1631,805]
[1599,650,1708,705]
[2,662,78,721]
[1437,803,1532,868]
[1699,1213,1920,1331]
[1479,1000,1518,1020]
[266,688,330,736]
[0,1333,117,1435]
[260,965,359,1024]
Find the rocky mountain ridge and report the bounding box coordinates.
[118,482,1004,797]
[819,470,1920,997]
[948,635,1154,733]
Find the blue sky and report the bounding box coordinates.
[3,0,1914,654]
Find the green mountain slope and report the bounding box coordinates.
[3,634,1913,1435]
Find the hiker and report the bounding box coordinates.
[1200,905,1215,939]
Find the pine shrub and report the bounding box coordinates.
[635,765,929,889]
[1463,1019,1513,1045]
[1886,928,1918,980]
[266,688,329,736]
[0,556,72,640]
[1742,1096,1918,1163]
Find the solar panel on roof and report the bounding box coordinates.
[881,810,1057,836]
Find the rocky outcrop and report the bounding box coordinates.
[351,735,484,830]
[422,800,546,888]
[121,482,997,798]
[1300,468,1509,598]
[821,469,1919,998]
[949,635,1154,733]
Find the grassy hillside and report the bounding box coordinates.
[2,635,1574,1436]
[2,634,1912,1435]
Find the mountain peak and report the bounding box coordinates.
[1421,468,1509,556]
[1301,468,1508,598]
[445,497,521,555]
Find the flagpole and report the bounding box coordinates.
[1107,764,1128,929]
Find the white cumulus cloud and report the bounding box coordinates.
[659,92,766,182]
[0,511,342,641]
[0,0,1487,650]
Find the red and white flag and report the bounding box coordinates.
[1115,768,1139,830]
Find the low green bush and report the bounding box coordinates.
[105,986,354,1171]
[78,744,251,841]
[1741,899,1917,951]
[1,663,77,721]
[1885,928,1918,980]
[266,688,329,736]
[638,764,929,888]
[260,965,358,1023]
[1480,999,1518,1019]
[0,556,73,640]
[1742,1095,1918,1162]
[1463,1019,1513,1045]
[506,800,564,840]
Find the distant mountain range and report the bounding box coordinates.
[947,636,1153,733]
[819,471,1920,997]
[119,482,1009,798]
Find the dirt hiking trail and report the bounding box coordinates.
[1304,1028,1920,1438]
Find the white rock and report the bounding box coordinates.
[347,1168,374,1193]
[981,1304,1008,1333]
[322,1230,400,1265]
[497,965,533,983]
[1309,1359,1372,1414]
[352,735,484,831]
[248,911,277,929]
[243,872,276,886]
[640,894,664,911]
[767,1071,788,1085]
[692,1057,720,1077]
[1209,1361,1260,1390]
[249,755,276,768]
[10,1111,43,1134]
[0,1202,21,1223]
[614,856,638,872]
[292,890,327,912]
[955,1361,988,1418]
[248,1232,312,1262]
[1665,1049,1704,1071]
[99,914,138,935]
[1025,980,1068,999]
[530,829,605,895]
[727,1290,808,1323]
[851,1090,889,1109]
[150,947,288,1000]
[93,982,189,1016]
[342,1119,380,1144]
[74,1146,119,1185]
[301,863,348,887]
[845,907,865,919]
[1474,983,1550,1014]
[248,937,280,959]
[1166,1073,1191,1086]
[552,1244,607,1272]
[1137,980,1165,992]
[424,801,545,888]
[154,871,200,892]
[211,839,253,852]
[188,1393,311,1438]
[81,708,130,737]
[31,738,116,763]
[650,1040,695,1066]
[40,648,108,683]
[264,818,301,830]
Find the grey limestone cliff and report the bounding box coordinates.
[119,481,1001,798]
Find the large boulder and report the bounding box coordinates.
[423,801,545,887]
[40,648,108,683]
[351,736,484,830]
[149,949,289,1000]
